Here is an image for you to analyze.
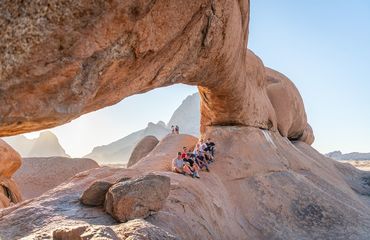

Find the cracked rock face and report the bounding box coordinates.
[0,0,278,137]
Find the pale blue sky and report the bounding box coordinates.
[25,1,370,157]
[248,0,370,155]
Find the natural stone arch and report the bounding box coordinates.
[0,0,277,138]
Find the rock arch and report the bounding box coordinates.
[2,2,370,240]
[0,0,283,140]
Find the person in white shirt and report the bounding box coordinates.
[172,152,193,176]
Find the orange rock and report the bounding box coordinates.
[299,123,315,145]
[0,139,21,178]
[0,1,277,137]
[0,140,22,208]
[0,128,369,239]
[105,174,171,222]
[265,67,309,140]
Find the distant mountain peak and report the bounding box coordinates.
[38,131,58,139]
[4,131,69,158]
[84,93,200,164]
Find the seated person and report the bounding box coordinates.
[197,139,208,153]
[204,150,214,163]
[183,153,200,178]
[205,138,216,157]
[181,146,188,159]
[172,152,193,176]
[194,150,210,172]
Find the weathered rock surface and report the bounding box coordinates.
[105,174,171,222]
[80,180,112,207]
[0,130,369,239]
[0,139,21,178]
[13,157,99,199]
[127,136,159,168]
[0,1,365,239]
[0,0,277,137]
[0,178,22,209]
[298,123,315,145]
[53,225,119,240]
[113,219,179,240]
[265,67,311,142]
[0,139,22,208]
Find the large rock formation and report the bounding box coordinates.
[0,0,276,137]
[127,135,159,167]
[0,140,22,208]
[13,157,99,199]
[1,1,369,239]
[265,67,310,142]
[105,174,171,222]
[1,131,370,239]
[80,180,113,207]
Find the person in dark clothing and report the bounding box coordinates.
[183,152,200,178]
[194,150,210,172]
[205,138,216,157]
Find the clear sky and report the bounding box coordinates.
[25,1,370,157]
[248,0,370,154]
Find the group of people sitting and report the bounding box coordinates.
[172,138,216,178]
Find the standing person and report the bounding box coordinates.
[175,125,179,134]
[172,152,193,176]
[171,125,175,134]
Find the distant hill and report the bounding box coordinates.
[167,93,200,136]
[326,151,370,160]
[85,93,201,164]
[3,93,201,163]
[3,131,69,158]
[84,121,170,164]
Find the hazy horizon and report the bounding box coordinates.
[8,1,370,158]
